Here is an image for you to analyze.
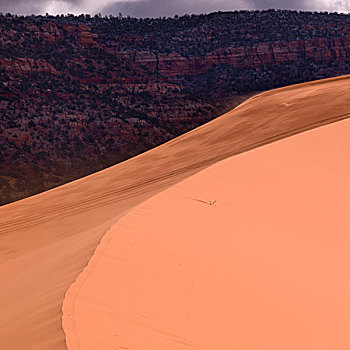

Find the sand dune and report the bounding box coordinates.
[63,118,350,349]
[1,75,350,349]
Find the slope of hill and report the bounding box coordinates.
[63,117,350,350]
[0,75,349,350]
[2,10,350,205]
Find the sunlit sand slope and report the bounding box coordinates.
[0,75,350,350]
[64,118,350,350]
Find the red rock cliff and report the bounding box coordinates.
[130,36,350,76]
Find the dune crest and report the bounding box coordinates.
[1,76,350,349]
[63,118,350,349]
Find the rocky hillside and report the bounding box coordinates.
[1,10,350,205]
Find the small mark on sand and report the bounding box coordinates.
[188,197,217,206]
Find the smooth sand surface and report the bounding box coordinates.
[63,118,350,349]
[1,75,350,349]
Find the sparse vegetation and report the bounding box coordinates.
[1,10,350,205]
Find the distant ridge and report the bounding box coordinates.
[2,10,350,204]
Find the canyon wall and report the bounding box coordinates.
[132,36,350,77]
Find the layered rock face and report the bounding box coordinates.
[77,24,98,46]
[2,19,349,78]
[132,36,350,77]
[0,58,58,75]
[41,21,61,43]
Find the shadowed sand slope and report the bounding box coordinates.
[0,75,350,350]
[63,118,350,350]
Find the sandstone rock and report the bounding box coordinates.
[134,35,350,77]
[41,21,61,43]
[78,24,98,46]
[0,58,58,75]
[63,24,77,35]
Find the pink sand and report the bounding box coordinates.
[63,118,350,350]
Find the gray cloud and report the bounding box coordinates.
[0,0,45,14]
[1,0,349,16]
[100,0,325,18]
[0,0,87,15]
[102,0,252,18]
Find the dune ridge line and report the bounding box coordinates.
[1,75,350,350]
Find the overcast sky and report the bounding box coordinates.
[0,0,349,17]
